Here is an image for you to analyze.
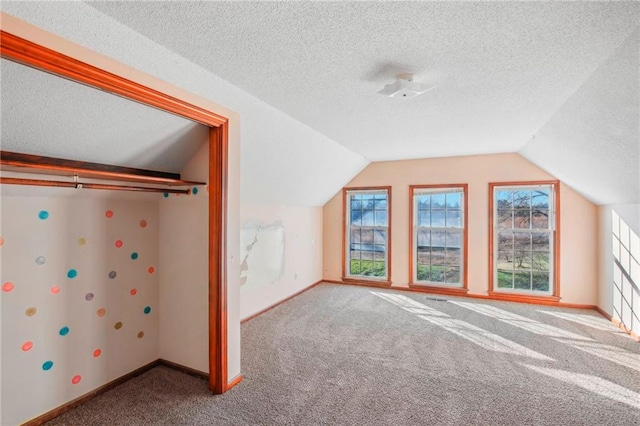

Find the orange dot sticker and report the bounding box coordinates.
[130,288,137,296]
[115,240,123,248]
[71,375,82,384]
[97,308,106,317]
[50,286,60,295]
[114,321,123,330]
[21,341,33,352]
[139,220,147,228]
[93,348,102,358]
[2,282,15,292]
[0,236,4,246]
[25,307,37,317]
[137,331,144,339]
[148,266,155,274]
[105,210,114,218]
[78,237,87,246]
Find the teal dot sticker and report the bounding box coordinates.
[38,210,49,220]
[59,326,69,336]
[163,193,169,198]
[131,252,138,260]
[67,269,77,279]
[42,360,54,371]
[143,306,151,314]
[192,187,199,195]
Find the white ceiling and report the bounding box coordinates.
[1,59,207,174]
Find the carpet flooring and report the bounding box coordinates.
[47,283,640,425]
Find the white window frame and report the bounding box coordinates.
[344,188,390,281]
[412,186,465,288]
[492,183,556,296]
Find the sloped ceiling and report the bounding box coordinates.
[1,59,207,173]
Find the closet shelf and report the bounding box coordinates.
[0,151,206,193]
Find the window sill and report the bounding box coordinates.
[408,284,469,297]
[340,277,392,287]
[488,291,560,304]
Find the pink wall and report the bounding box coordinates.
[323,153,598,305]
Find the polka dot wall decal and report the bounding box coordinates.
[25,307,37,317]
[97,308,106,317]
[163,192,169,198]
[67,269,78,279]
[137,331,144,339]
[35,256,46,265]
[93,348,102,358]
[115,240,123,249]
[130,288,138,296]
[192,187,199,195]
[59,326,70,336]
[114,321,123,330]
[144,306,151,315]
[131,252,138,260]
[108,271,117,279]
[148,266,155,274]
[0,236,4,246]
[140,219,147,228]
[105,210,114,218]
[50,286,60,295]
[42,361,54,371]
[21,341,33,352]
[206,185,210,193]
[85,293,94,301]
[38,210,49,220]
[78,237,87,246]
[2,282,15,292]
[71,375,82,385]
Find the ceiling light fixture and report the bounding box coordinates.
[377,73,435,99]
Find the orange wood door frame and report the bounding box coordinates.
[0,31,231,393]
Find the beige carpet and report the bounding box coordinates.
[48,283,640,425]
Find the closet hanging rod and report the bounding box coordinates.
[0,177,191,194]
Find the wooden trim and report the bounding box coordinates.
[227,374,244,390]
[0,177,191,194]
[408,184,468,291]
[342,186,393,281]
[158,358,208,380]
[488,180,560,302]
[0,150,204,186]
[408,284,469,297]
[0,32,230,397]
[22,360,161,426]
[595,306,610,319]
[241,280,323,323]
[0,31,227,127]
[595,306,640,342]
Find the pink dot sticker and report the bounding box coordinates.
[148,266,155,274]
[93,348,102,358]
[50,286,61,295]
[71,375,81,384]
[97,308,106,317]
[2,282,14,292]
[0,236,4,246]
[105,210,114,218]
[139,220,147,228]
[21,341,33,352]
[115,240,123,248]
[130,288,137,296]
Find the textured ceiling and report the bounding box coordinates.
[1,59,207,173]
[90,1,639,162]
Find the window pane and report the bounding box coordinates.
[514,210,531,229]
[513,190,531,208]
[351,228,362,243]
[532,210,549,229]
[431,230,446,249]
[374,197,387,209]
[418,211,431,227]
[532,190,549,209]
[445,266,461,284]
[350,260,361,275]
[532,251,550,272]
[361,210,374,226]
[416,264,429,281]
[351,209,362,226]
[374,229,387,244]
[431,193,445,209]
[497,270,513,288]
[514,233,531,251]
[446,230,462,249]
[351,199,362,210]
[532,272,550,291]
[497,210,513,229]
[361,247,374,260]
[496,190,513,209]
[446,210,462,228]
[498,231,514,251]
[350,244,361,256]
[416,195,430,210]
[374,210,388,226]
[430,265,445,282]
[514,250,532,270]
[497,251,513,270]
[417,229,430,247]
[445,248,461,266]
[431,210,446,227]
[361,228,373,244]
[514,271,532,290]
[372,262,386,277]
[446,193,461,209]
[532,233,550,252]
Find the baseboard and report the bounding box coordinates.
[227,373,244,390]
[23,359,161,426]
[158,358,208,380]
[324,280,596,310]
[595,306,640,342]
[241,279,323,323]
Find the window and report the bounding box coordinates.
[410,185,467,289]
[343,187,391,282]
[490,182,559,297]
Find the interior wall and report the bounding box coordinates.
[323,153,599,305]
[158,141,209,373]
[598,203,640,335]
[240,206,322,320]
[1,195,159,425]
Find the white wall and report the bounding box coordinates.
[598,203,640,335]
[1,195,159,425]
